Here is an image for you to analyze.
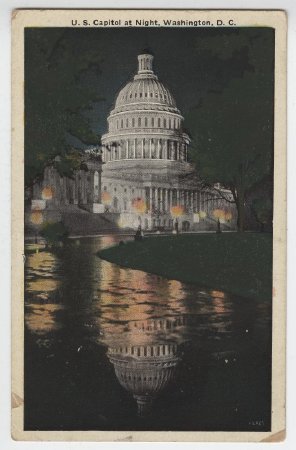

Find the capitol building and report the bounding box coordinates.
[28,51,236,233]
[101,52,234,231]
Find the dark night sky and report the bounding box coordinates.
[61,27,273,137]
[25,26,274,145]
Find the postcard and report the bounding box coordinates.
[11,9,286,442]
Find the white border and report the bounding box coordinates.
[1,1,296,449]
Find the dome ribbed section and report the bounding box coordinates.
[114,78,177,109]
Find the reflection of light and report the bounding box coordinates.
[25,303,63,335]
[94,258,188,339]
[27,278,59,292]
[101,191,112,205]
[225,211,233,221]
[132,198,146,213]
[199,211,207,219]
[168,279,185,301]
[42,186,54,200]
[170,205,184,217]
[30,211,43,225]
[211,290,225,299]
[211,290,227,315]
[100,235,117,247]
[26,251,60,292]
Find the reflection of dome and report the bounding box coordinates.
[107,343,180,416]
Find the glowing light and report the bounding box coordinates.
[30,211,43,225]
[132,197,146,213]
[170,205,184,217]
[118,216,131,229]
[102,191,112,205]
[225,211,233,221]
[199,210,207,219]
[41,186,54,200]
[212,209,225,220]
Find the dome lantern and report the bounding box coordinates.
[137,53,154,75]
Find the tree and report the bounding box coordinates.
[25,29,104,188]
[186,30,274,231]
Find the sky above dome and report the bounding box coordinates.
[25,26,274,146]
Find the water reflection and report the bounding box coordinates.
[101,316,187,415]
[24,236,272,430]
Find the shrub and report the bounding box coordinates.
[40,221,69,246]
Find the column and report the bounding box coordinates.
[149,139,152,159]
[181,190,185,207]
[177,190,180,205]
[159,188,163,212]
[134,139,136,158]
[141,139,144,158]
[165,189,168,212]
[155,188,159,211]
[177,142,180,160]
[126,140,129,159]
[98,170,102,203]
[149,188,153,212]
[190,191,194,211]
[157,139,160,159]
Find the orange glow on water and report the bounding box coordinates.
[42,186,54,200]
[211,290,225,299]
[170,205,184,217]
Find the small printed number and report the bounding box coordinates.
[249,420,264,427]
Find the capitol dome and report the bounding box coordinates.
[113,53,178,113]
[101,52,189,161]
[107,343,180,416]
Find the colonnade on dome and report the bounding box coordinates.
[102,137,188,162]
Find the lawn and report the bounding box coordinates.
[98,233,273,301]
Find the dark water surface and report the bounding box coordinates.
[24,236,271,431]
